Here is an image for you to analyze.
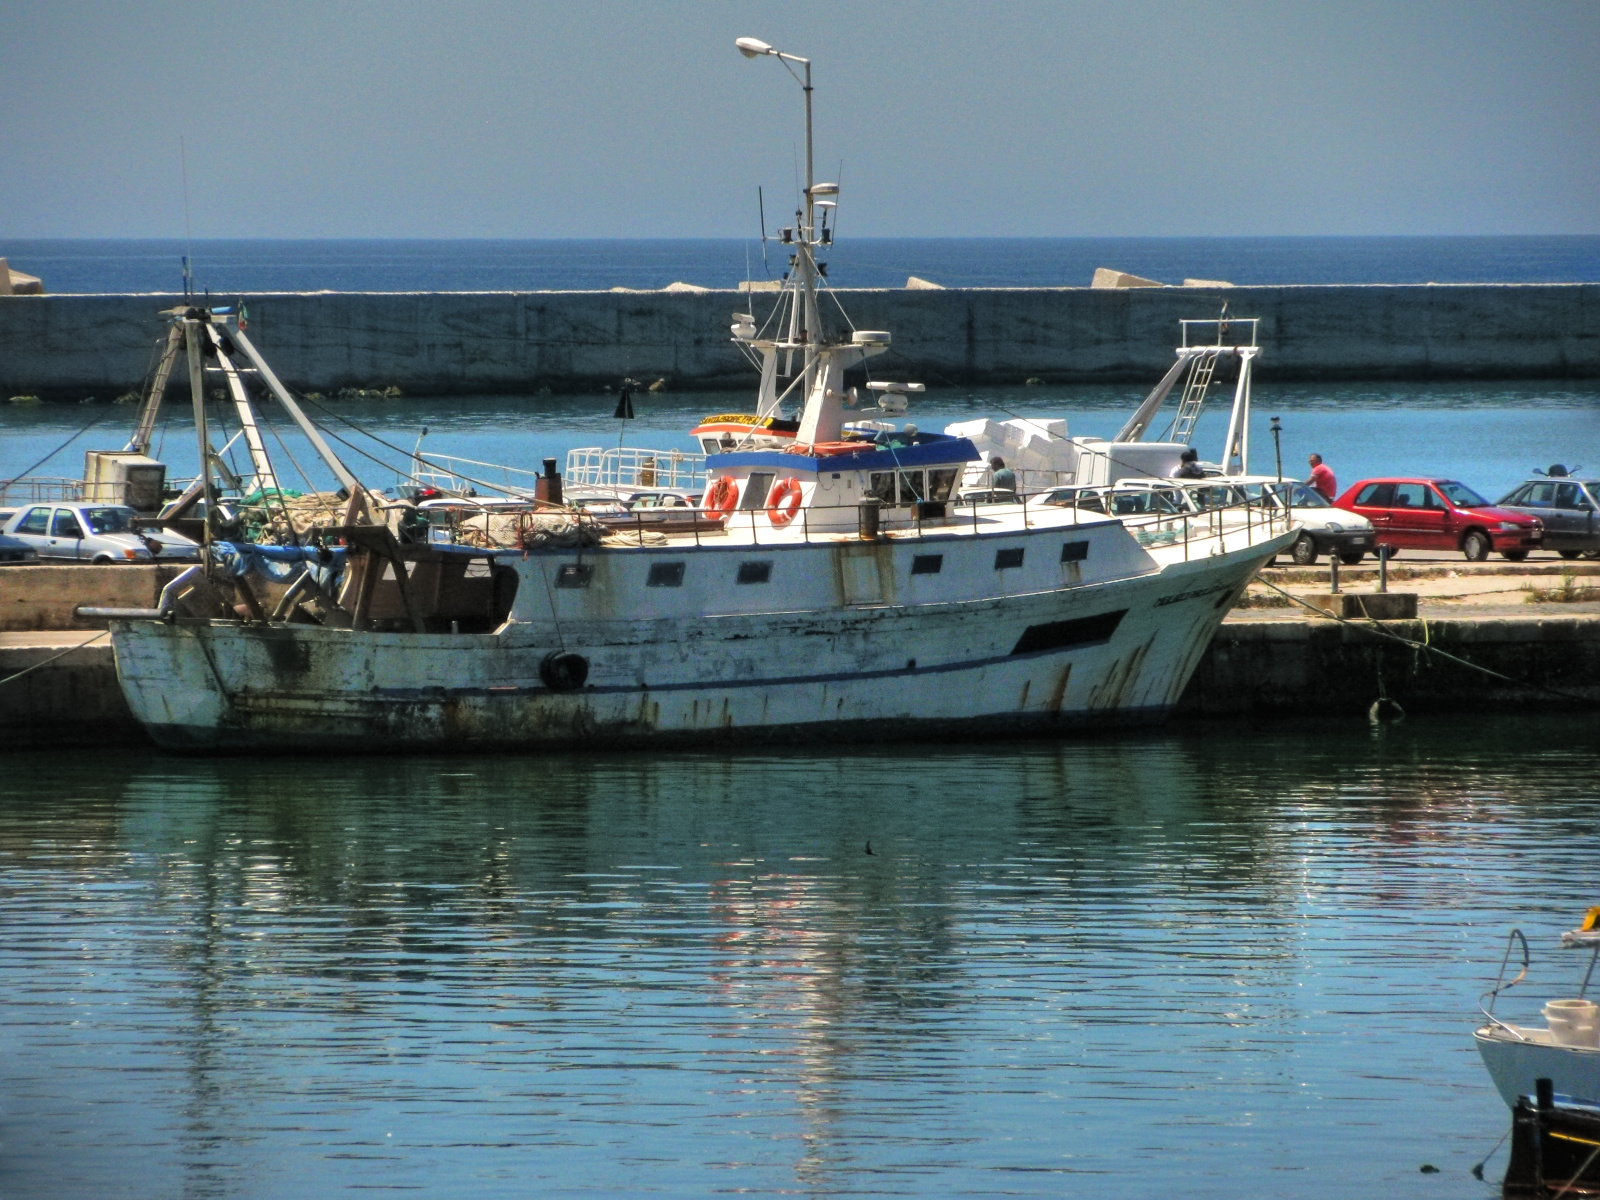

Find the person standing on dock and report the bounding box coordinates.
[1306,454,1337,500]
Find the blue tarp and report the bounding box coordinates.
[209,542,347,586]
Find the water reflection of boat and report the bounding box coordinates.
[1476,910,1600,1109]
[96,38,1295,751]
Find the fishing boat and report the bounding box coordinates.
[1477,910,1600,1109]
[91,37,1297,752]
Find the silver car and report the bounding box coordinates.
[1,503,200,563]
[1497,477,1600,559]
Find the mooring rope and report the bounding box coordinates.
[1255,577,1596,706]
[0,631,111,691]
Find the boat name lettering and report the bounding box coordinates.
[1154,582,1230,607]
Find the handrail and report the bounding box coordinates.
[1479,928,1531,1039]
[565,446,707,491]
[398,481,1289,553]
[0,476,86,505]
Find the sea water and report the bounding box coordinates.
[2,235,1599,294]
[3,382,1597,505]
[0,716,1596,1198]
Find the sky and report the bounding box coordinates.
[2,0,1597,240]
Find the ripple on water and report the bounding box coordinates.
[0,716,1596,1197]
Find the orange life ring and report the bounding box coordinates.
[766,477,804,527]
[702,475,740,519]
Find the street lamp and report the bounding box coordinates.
[736,36,820,382]
[1270,415,1283,482]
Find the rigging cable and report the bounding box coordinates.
[1,408,118,488]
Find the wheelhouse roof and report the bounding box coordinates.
[706,435,980,475]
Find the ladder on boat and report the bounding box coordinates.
[1170,349,1221,444]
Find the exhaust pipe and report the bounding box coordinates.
[76,564,203,622]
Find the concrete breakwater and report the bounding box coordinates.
[2,282,1597,400]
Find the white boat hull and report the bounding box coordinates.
[109,528,1290,751]
[1476,1026,1600,1108]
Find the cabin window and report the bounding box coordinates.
[701,438,721,454]
[1061,541,1089,563]
[555,563,594,588]
[647,562,685,587]
[898,471,926,504]
[737,561,772,584]
[994,547,1025,570]
[868,473,896,504]
[911,554,943,575]
[928,468,959,502]
[740,473,775,510]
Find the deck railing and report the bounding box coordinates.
[409,453,545,498]
[430,483,1290,558]
[0,477,85,506]
[565,447,707,491]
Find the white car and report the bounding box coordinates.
[2,503,201,564]
[1184,477,1376,565]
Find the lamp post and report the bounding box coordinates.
[736,37,820,390]
[1270,416,1283,482]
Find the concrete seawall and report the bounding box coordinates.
[1,565,187,632]
[1178,614,1600,716]
[2,282,1597,399]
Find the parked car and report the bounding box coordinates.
[0,532,40,564]
[1180,477,1376,565]
[1333,478,1543,562]
[1,503,201,563]
[1496,477,1600,560]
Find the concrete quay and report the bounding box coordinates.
[0,631,133,748]
[2,281,1597,399]
[1,564,188,632]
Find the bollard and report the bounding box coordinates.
[1330,556,1340,594]
[858,496,882,540]
[1378,545,1389,593]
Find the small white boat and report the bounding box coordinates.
[1476,910,1600,1108]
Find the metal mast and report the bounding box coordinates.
[737,37,821,393]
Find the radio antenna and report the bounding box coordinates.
[180,136,194,298]
[758,186,769,274]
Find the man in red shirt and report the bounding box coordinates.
[1306,454,1337,500]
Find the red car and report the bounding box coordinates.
[1333,477,1543,562]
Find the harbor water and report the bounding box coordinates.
[2,715,1597,1197]
[5,382,1598,505]
[3,235,1599,294]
